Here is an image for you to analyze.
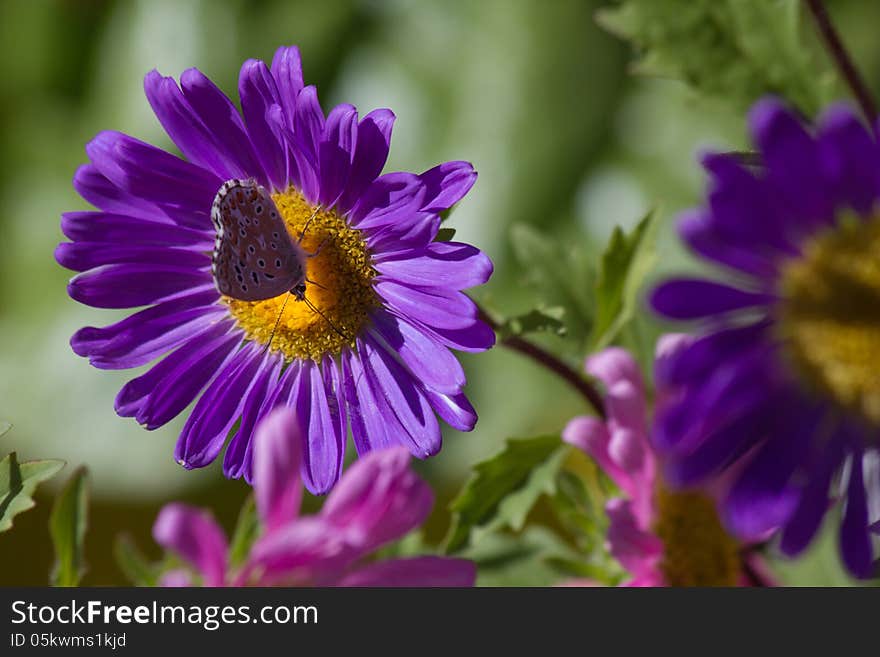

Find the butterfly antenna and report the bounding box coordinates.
[304,277,328,291]
[297,206,322,244]
[301,294,350,342]
[264,292,292,355]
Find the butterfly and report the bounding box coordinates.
[210,178,347,342]
[211,178,309,302]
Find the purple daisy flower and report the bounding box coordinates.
[650,98,880,578]
[57,45,494,493]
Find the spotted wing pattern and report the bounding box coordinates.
[211,179,308,301]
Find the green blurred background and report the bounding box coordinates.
[0,0,876,585]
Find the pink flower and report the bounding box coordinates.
[563,336,775,587]
[152,407,474,587]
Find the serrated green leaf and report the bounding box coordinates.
[496,306,567,340]
[228,494,259,568]
[435,227,456,242]
[591,209,658,350]
[0,453,65,533]
[509,224,596,346]
[0,421,11,439]
[49,466,89,586]
[445,435,569,553]
[114,534,159,587]
[597,0,838,116]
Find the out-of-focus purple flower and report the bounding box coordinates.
[563,338,775,587]
[153,407,475,587]
[58,45,493,494]
[650,99,880,578]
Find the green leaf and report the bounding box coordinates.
[0,421,11,439]
[591,209,658,350]
[114,534,159,587]
[445,435,569,553]
[462,527,583,587]
[496,306,567,340]
[597,0,838,116]
[0,452,65,533]
[509,224,596,347]
[228,494,259,568]
[49,466,89,586]
[434,227,456,242]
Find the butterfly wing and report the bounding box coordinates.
[211,179,308,301]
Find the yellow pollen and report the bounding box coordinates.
[223,187,377,361]
[778,212,880,424]
[653,484,741,586]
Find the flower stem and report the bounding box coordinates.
[476,305,607,419]
[805,0,877,123]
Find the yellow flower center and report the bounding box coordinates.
[653,484,741,586]
[223,188,377,361]
[778,213,880,424]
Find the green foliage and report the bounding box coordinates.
[0,451,64,533]
[49,467,89,586]
[597,0,838,116]
[463,527,585,587]
[591,209,658,350]
[114,535,160,587]
[0,421,11,439]
[445,435,569,554]
[434,227,457,242]
[510,224,597,348]
[228,495,260,568]
[496,307,567,340]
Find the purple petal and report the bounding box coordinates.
[341,347,398,455]
[418,161,477,214]
[73,164,165,220]
[359,336,441,458]
[175,343,266,469]
[650,279,773,320]
[678,209,777,279]
[422,388,477,432]
[269,46,304,120]
[145,70,236,180]
[179,67,265,182]
[338,557,475,587]
[295,359,345,495]
[67,264,212,308]
[374,278,479,330]
[749,97,834,224]
[293,86,325,170]
[840,449,873,578]
[238,59,287,190]
[375,241,493,290]
[319,104,358,207]
[322,446,432,552]
[61,211,211,248]
[338,108,395,212]
[55,242,209,272]
[254,406,303,531]
[71,295,223,370]
[779,437,845,557]
[348,172,425,228]
[85,131,221,223]
[370,310,465,395]
[115,321,239,428]
[818,103,880,214]
[605,498,663,577]
[224,358,293,482]
[153,503,227,587]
